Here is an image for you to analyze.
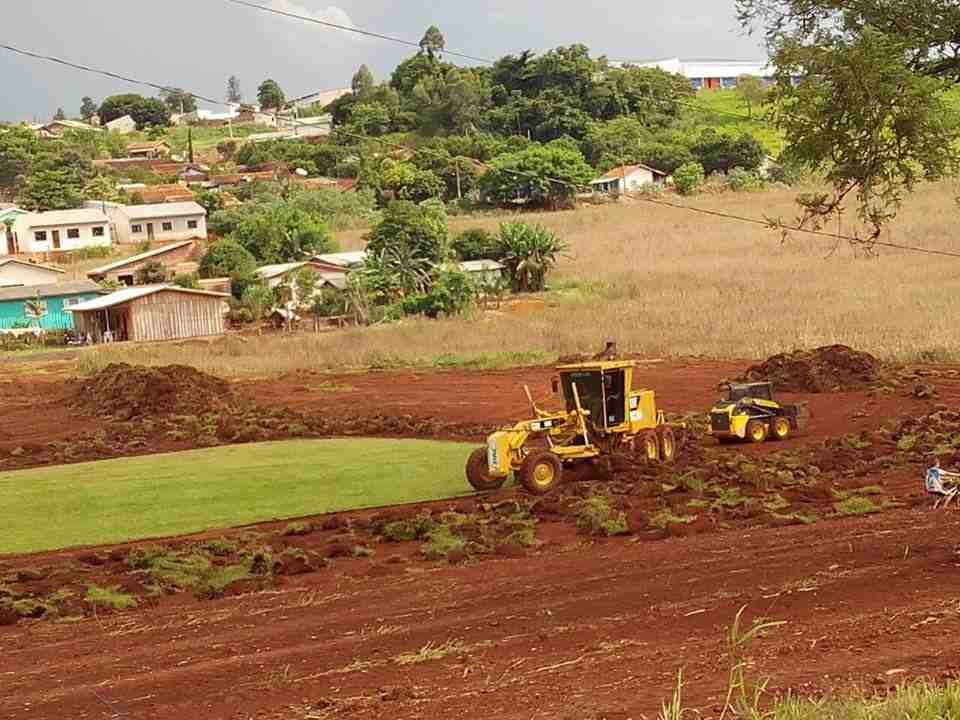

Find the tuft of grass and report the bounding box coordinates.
[281,521,313,537]
[575,494,628,536]
[770,680,960,719]
[194,564,253,600]
[650,508,697,530]
[421,526,467,560]
[381,513,437,542]
[394,639,467,665]
[85,584,139,610]
[834,496,882,516]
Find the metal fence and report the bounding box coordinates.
[0,311,75,331]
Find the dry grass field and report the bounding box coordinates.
[80,181,960,376]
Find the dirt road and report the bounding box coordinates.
[3,506,960,720]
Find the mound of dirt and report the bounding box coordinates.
[73,363,235,420]
[741,345,883,393]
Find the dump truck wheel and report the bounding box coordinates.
[771,416,791,441]
[519,450,563,495]
[465,447,506,492]
[746,419,768,443]
[640,431,659,462]
[658,427,677,463]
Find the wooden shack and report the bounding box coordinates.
[69,285,229,343]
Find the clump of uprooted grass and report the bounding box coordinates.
[575,493,628,536]
[125,544,272,599]
[76,181,960,377]
[84,584,139,610]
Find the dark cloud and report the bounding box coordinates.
[0,0,762,120]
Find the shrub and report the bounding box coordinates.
[401,267,476,318]
[726,167,764,192]
[673,162,705,195]
[452,228,501,261]
[171,272,200,289]
[240,282,274,321]
[136,260,170,285]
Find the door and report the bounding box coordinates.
[147,223,155,242]
[52,230,61,250]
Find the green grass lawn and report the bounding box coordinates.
[0,439,477,555]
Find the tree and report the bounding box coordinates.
[496,222,567,293]
[691,130,765,175]
[480,141,594,209]
[17,169,84,211]
[412,67,491,134]
[351,65,375,97]
[53,108,66,121]
[673,162,705,195]
[347,102,392,136]
[419,25,446,61]
[136,260,170,285]
[226,75,243,104]
[738,0,960,237]
[257,79,285,111]
[0,126,40,191]
[99,94,170,129]
[82,174,122,203]
[735,75,767,119]
[199,238,258,279]
[581,117,649,168]
[230,205,336,263]
[80,97,98,121]
[160,87,197,114]
[366,200,450,280]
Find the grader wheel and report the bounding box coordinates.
[465,447,507,492]
[746,419,769,444]
[519,450,564,495]
[640,431,660,462]
[658,427,677,463]
[771,416,791,441]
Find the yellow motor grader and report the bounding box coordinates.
[465,361,683,495]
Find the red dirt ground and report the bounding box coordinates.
[3,357,960,719]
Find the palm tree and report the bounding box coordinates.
[497,222,568,292]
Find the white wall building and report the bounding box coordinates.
[0,258,65,287]
[111,202,208,245]
[13,209,112,254]
[590,164,668,195]
[613,58,778,89]
[105,115,137,134]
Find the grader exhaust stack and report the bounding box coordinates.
[465,361,684,495]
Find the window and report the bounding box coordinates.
[162,222,173,232]
[34,231,47,242]
[63,297,81,308]
[92,226,105,237]
[187,220,198,230]
[131,224,143,234]
[67,228,80,240]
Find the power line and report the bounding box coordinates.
[220,0,495,65]
[0,43,227,107]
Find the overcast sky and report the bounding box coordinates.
[1,0,764,121]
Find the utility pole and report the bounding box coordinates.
[455,157,462,200]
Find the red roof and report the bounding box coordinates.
[595,164,666,182]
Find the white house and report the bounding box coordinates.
[0,258,65,287]
[13,209,112,253]
[111,202,208,245]
[255,261,346,304]
[590,164,668,195]
[105,115,136,134]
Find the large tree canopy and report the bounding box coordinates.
[738,0,960,238]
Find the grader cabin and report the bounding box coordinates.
[68,285,229,343]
